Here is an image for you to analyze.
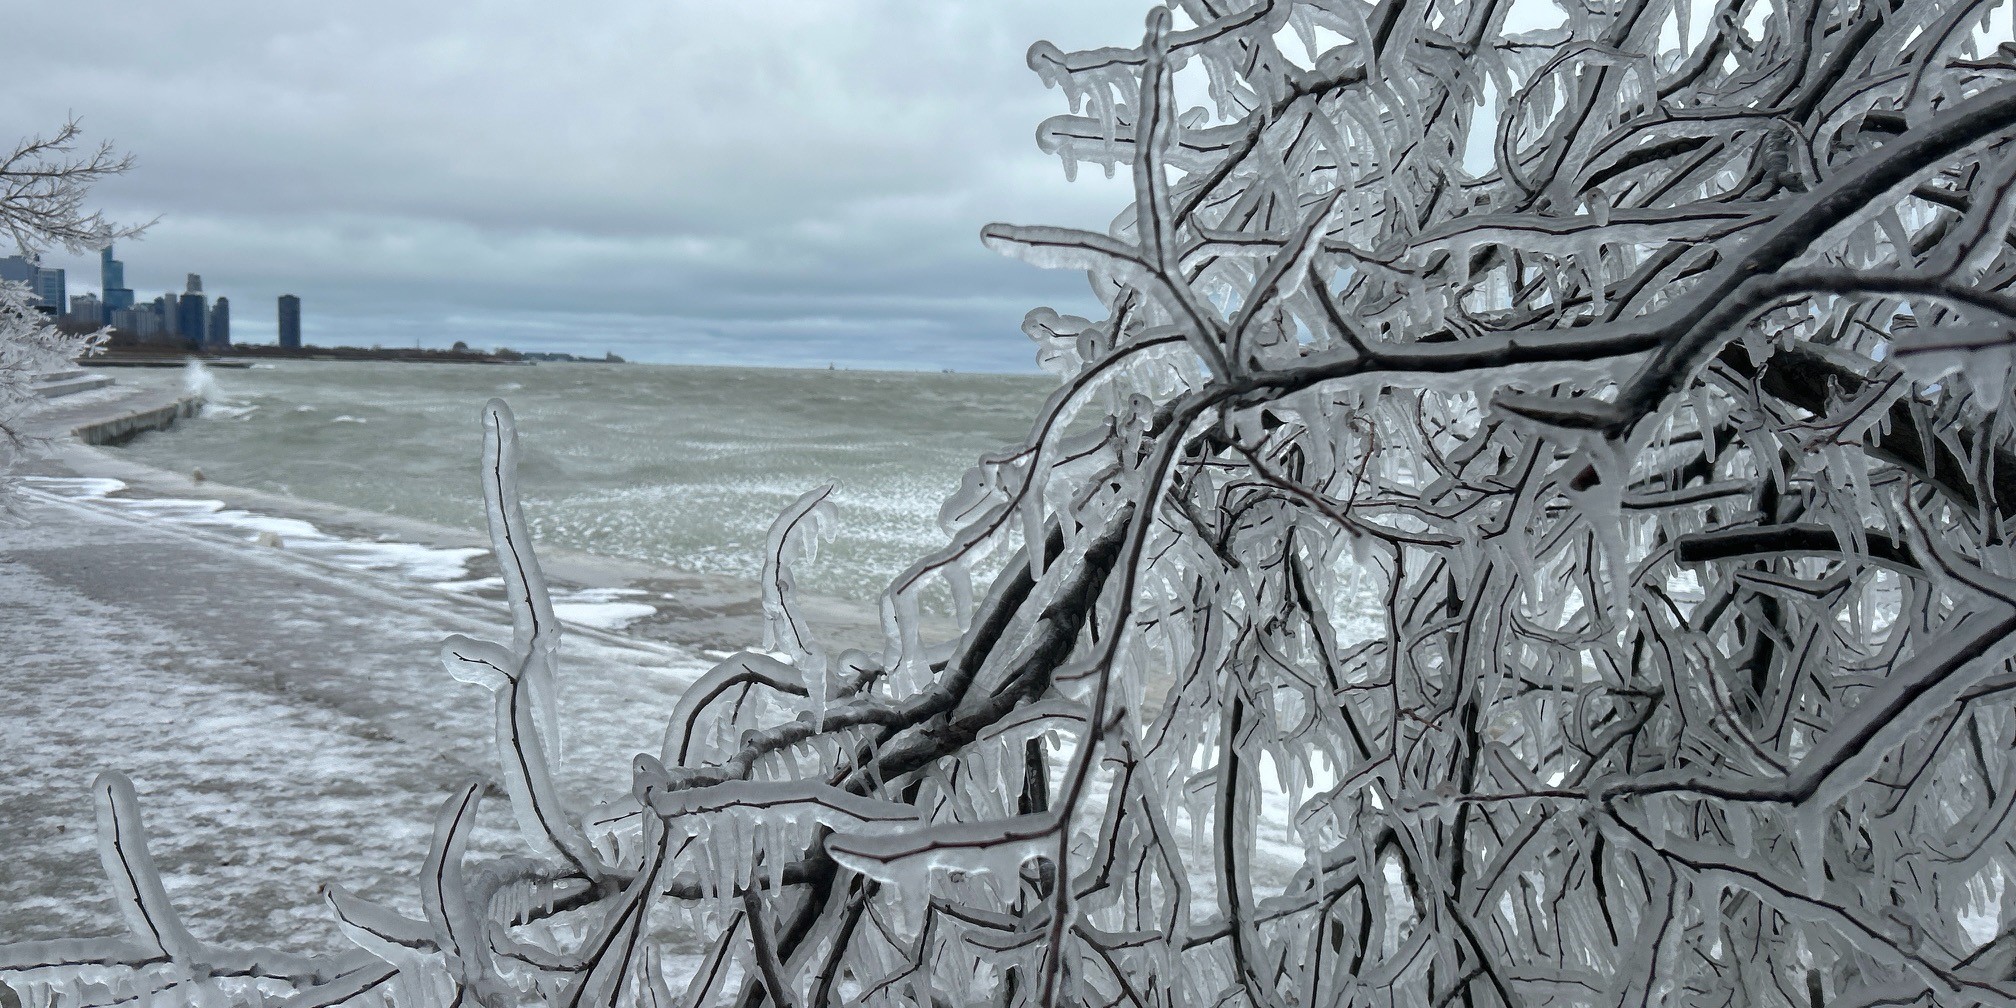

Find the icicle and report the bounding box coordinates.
[1798,805,1827,900]
[760,484,835,729]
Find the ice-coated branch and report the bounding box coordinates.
[0,120,144,514]
[14,1,2016,1006]
[92,771,200,964]
[481,399,564,758]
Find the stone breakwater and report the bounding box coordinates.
[71,392,204,445]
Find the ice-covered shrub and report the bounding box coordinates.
[0,121,137,513]
[12,0,2016,1005]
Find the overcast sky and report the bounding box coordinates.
[6,2,1158,371]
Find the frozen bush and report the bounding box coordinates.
[12,1,2016,1005]
[0,121,138,515]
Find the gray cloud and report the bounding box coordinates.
[6,2,1151,370]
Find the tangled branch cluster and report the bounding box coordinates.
[10,0,2016,1005]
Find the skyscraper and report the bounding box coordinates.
[33,267,65,314]
[67,292,104,327]
[0,255,63,312]
[153,295,178,338]
[277,294,301,350]
[208,296,230,349]
[112,306,162,341]
[185,273,202,294]
[177,291,207,348]
[101,245,133,311]
[0,255,34,287]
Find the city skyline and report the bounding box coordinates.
[12,2,1174,372]
[47,243,258,350]
[22,243,231,351]
[13,242,293,354]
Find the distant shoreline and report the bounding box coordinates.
[79,345,1056,378]
[84,345,545,367]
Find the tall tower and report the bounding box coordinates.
[100,245,134,311]
[277,294,301,350]
[154,295,178,338]
[177,291,207,349]
[208,296,231,349]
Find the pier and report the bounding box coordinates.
[71,392,205,445]
[18,372,207,447]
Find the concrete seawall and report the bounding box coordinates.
[71,393,204,446]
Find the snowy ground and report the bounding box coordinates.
[0,483,1326,977]
[0,490,711,955]
[0,381,1326,991]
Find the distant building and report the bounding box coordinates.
[128,302,169,342]
[0,255,64,312]
[177,291,207,347]
[185,273,202,295]
[67,292,104,327]
[101,245,134,311]
[208,296,230,349]
[277,294,301,349]
[113,305,166,342]
[0,255,34,287]
[34,267,66,314]
[152,295,179,339]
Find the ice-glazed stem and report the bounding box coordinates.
[441,633,605,880]
[420,780,503,1002]
[742,886,801,1008]
[760,483,834,726]
[482,398,562,757]
[92,771,199,962]
[559,813,670,1008]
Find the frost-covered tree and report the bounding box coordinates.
[0,120,138,509]
[11,0,2016,1005]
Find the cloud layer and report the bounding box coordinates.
[8,2,1151,370]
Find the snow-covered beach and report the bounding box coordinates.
[1,377,1332,967]
[0,383,733,954]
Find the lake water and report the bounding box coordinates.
[107,360,1054,604]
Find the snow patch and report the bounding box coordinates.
[551,587,657,630]
[23,477,483,585]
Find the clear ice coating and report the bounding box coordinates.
[13,1,2016,1005]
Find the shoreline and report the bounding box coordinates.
[84,351,1052,378]
[16,381,906,656]
[0,455,712,955]
[0,371,939,967]
[85,347,534,367]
